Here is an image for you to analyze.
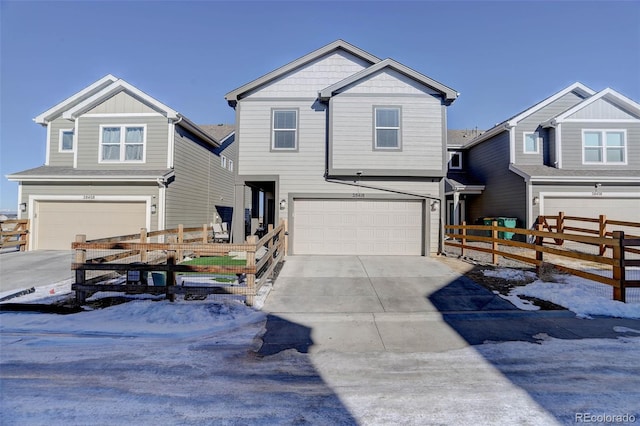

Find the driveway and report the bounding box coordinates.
[0,250,73,294]
[260,255,640,355]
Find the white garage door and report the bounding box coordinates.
[293,199,423,255]
[35,201,147,250]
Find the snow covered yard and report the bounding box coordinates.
[1,267,640,425]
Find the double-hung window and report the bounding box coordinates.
[374,107,401,150]
[272,110,297,150]
[221,155,227,168]
[523,132,539,154]
[449,152,462,170]
[583,130,626,164]
[60,129,74,152]
[100,125,145,162]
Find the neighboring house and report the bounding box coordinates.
[225,40,458,255]
[7,75,236,250]
[446,82,640,234]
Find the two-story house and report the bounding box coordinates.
[446,82,640,234]
[225,40,458,255]
[7,75,236,250]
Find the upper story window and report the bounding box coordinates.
[59,129,74,152]
[374,107,401,150]
[272,109,297,150]
[523,132,539,154]
[100,125,145,163]
[221,155,227,168]
[448,151,462,170]
[583,130,626,164]
[228,159,234,172]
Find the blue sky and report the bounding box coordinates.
[1,1,638,210]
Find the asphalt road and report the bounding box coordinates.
[0,250,73,294]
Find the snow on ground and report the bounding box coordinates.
[484,268,640,319]
[2,299,640,425]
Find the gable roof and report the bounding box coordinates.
[318,58,458,104]
[462,82,596,149]
[543,87,640,127]
[33,74,118,124]
[224,39,381,106]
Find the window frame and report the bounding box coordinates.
[98,124,146,163]
[373,106,402,151]
[448,151,462,170]
[271,109,298,151]
[221,154,227,169]
[59,128,75,152]
[228,159,234,172]
[523,132,540,154]
[582,129,627,165]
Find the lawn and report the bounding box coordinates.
[181,256,247,267]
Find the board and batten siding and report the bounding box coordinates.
[75,115,169,170]
[47,117,76,167]
[165,127,234,228]
[560,121,640,169]
[330,94,443,171]
[467,131,526,224]
[245,51,372,99]
[513,91,587,166]
[566,98,640,120]
[85,91,158,115]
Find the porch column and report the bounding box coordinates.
[232,183,246,243]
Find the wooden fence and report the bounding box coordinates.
[445,217,640,303]
[71,220,286,306]
[0,219,29,251]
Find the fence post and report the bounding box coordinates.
[140,228,148,263]
[245,235,258,306]
[535,224,544,273]
[177,224,184,262]
[557,211,565,246]
[491,220,498,265]
[612,231,625,303]
[74,234,87,303]
[202,224,208,243]
[267,224,274,278]
[166,236,176,302]
[461,220,466,257]
[599,215,607,255]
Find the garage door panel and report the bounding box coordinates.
[293,200,423,255]
[36,201,147,250]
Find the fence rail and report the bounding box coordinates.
[71,221,286,306]
[445,215,640,303]
[0,219,29,251]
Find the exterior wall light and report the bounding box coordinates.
[151,204,157,214]
[279,199,286,210]
[532,196,539,205]
[430,200,439,212]
[19,203,27,212]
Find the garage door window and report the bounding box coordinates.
[583,130,626,164]
[100,125,146,162]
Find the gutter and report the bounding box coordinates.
[324,176,441,201]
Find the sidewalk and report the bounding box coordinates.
[0,250,73,294]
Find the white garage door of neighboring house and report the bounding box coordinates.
[35,201,147,250]
[293,199,423,255]
[542,195,640,235]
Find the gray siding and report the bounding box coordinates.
[466,131,527,225]
[165,127,234,228]
[86,91,158,114]
[75,115,169,170]
[514,91,586,166]
[560,121,640,169]
[548,127,557,166]
[47,117,76,167]
[567,98,640,120]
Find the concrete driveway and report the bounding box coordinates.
[0,250,73,294]
[260,255,640,355]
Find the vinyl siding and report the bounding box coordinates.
[331,93,443,171]
[548,127,557,166]
[85,91,158,114]
[514,91,586,166]
[566,98,640,120]
[75,115,169,170]
[466,131,526,224]
[20,182,160,231]
[560,121,640,169]
[48,117,76,167]
[165,127,234,228]
[246,51,371,98]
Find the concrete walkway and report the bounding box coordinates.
[260,255,640,355]
[0,250,73,294]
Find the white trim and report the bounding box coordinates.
[83,113,164,118]
[45,124,51,165]
[33,74,118,124]
[73,118,79,168]
[556,123,563,168]
[538,191,640,221]
[448,151,462,170]
[271,109,298,151]
[17,183,23,220]
[545,87,640,126]
[374,106,402,150]
[28,194,152,250]
[9,175,168,183]
[562,118,639,123]
[228,159,234,172]
[158,185,166,232]
[509,127,516,163]
[508,163,639,183]
[526,181,533,229]
[167,120,175,168]
[581,129,627,165]
[58,128,74,153]
[221,154,227,169]
[523,131,540,154]
[98,124,147,164]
